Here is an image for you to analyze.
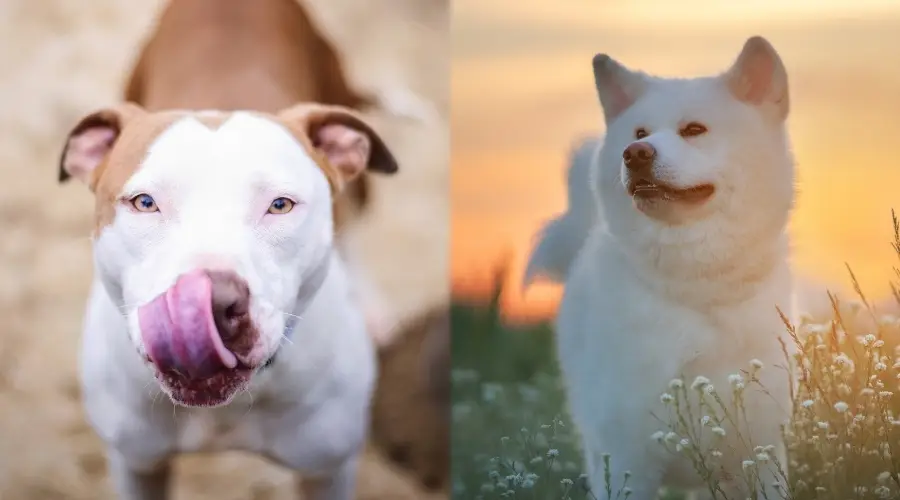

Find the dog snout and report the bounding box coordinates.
[208,270,251,341]
[623,142,656,172]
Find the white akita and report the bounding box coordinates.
[535,36,796,498]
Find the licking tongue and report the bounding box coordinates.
[138,270,238,379]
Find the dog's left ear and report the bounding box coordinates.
[278,104,399,187]
[724,36,790,122]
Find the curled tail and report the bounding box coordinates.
[523,136,604,289]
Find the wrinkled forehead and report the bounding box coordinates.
[119,112,323,199]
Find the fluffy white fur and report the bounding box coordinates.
[523,135,603,287]
[540,37,797,498]
[77,113,374,500]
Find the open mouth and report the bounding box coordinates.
[627,179,715,203]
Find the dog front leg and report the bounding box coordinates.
[107,451,171,500]
[297,457,358,500]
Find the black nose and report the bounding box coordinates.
[208,270,250,341]
[622,142,657,171]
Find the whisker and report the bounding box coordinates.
[240,389,255,419]
[279,332,295,346]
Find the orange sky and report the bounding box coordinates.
[451,0,900,322]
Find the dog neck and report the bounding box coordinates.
[282,248,333,339]
[614,223,790,307]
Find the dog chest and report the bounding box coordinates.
[174,408,266,453]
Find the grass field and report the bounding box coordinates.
[449,275,683,500]
[450,218,900,500]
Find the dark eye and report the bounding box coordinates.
[129,194,158,213]
[679,122,708,138]
[268,197,295,215]
[635,127,649,140]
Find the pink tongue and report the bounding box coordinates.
[138,270,238,379]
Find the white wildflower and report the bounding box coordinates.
[651,431,665,442]
[742,460,756,470]
[660,393,674,404]
[711,426,726,437]
[728,374,743,386]
[691,376,711,390]
[801,399,814,408]
[669,378,683,389]
[750,359,764,369]
[834,401,849,413]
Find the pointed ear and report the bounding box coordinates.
[277,103,398,188]
[592,54,648,124]
[58,102,146,189]
[723,36,789,121]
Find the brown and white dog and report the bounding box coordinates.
[56,1,410,499]
[121,0,421,346]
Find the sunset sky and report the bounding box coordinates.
[451,0,900,321]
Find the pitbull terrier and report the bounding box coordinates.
[123,0,420,346]
[57,102,398,500]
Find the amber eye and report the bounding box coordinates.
[268,197,295,215]
[679,122,708,138]
[130,194,158,213]
[634,127,649,140]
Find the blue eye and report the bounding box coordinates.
[268,197,295,215]
[130,194,158,213]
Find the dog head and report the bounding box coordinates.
[592,36,794,249]
[58,102,398,407]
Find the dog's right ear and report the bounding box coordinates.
[58,102,145,190]
[592,54,648,124]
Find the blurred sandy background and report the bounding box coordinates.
[0,0,448,498]
[452,0,900,322]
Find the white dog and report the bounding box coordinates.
[58,102,398,500]
[534,36,797,498]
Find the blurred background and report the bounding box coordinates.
[450,0,900,497]
[0,0,448,498]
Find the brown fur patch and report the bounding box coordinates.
[60,105,360,235]
[370,306,450,491]
[86,109,184,234]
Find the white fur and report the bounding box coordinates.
[79,112,374,500]
[548,37,796,498]
[523,136,603,287]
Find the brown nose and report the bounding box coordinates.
[208,270,251,341]
[622,142,656,171]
